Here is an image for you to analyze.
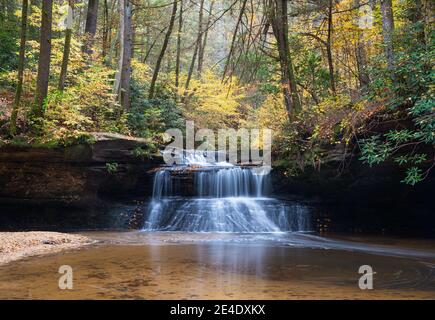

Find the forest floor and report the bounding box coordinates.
[0,232,92,265]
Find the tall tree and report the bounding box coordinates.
[33,0,53,119]
[115,0,132,110]
[58,0,74,91]
[354,0,370,90]
[380,0,395,71]
[104,0,117,64]
[175,0,183,88]
[82,0,99,54]
[102,0,109,58]
[269,0,301,117]
[9,0,28,135]
[222,0,247,82]
[326,0,336,94]
[149,0,178,99]
[197,0,215,76]
[183,0,204,100]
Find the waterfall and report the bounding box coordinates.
[161,148,232,167]
[195,167,268,198]
[142,156,311,232]
[151,170,172,200]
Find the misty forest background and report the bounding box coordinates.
[0,0,433,185]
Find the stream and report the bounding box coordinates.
[0,150,434,299]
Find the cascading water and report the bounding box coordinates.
[195,167,269,197]
[143,150,311,232]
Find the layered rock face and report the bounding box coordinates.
[0,136,433,235]
[0,133,161,230]
[269,150,435,236]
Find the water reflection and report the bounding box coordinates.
[0,231,435,299]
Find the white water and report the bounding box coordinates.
[143,152,311,232]
[195,168,268,197]
[161,148,232,167]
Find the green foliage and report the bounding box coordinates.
[240,53,280,95]
[360,136,392,166]
[410,95,435,144]
[401,167,423,186]
[0,27,18,72]
[128,79,184,140]
[359,20,434,185]
[294,48,330,101]
[40,63,122,145]
[0,11,18,72]
[105,162,119,174]
[132,146,156,159]
[394,153,427,166]
[385,129,415,144]
[0,0,433,189]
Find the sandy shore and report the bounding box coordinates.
[0,232,92,266]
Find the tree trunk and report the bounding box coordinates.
[105,0,117,65]
[222,0,247,82]
[33,0,53,119]
[197,0,214,76]
[102,0,109,58]
[58,0,74,91]
[142,29,166,63]
[107,28,119,66]
[140,30,146,61]
[196,1,204,76]
[149,0,178,99]
[76,0,83,36]
[355,40,369,89]
[269,0,301,117]
[380,0,395,71]
[115,0,124,104]
[82,0,99,54]
[131,22,136,60]
[9,0,28,135]
[183,0,204,99]
[326,0,336,94]
[116,0,132,110]
[175,0,183,88]
[354,0,369,90]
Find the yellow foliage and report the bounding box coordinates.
[175,70,246,130]
[253,93,288,132]
[131,60,152,83]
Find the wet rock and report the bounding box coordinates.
[0,133,163,229]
